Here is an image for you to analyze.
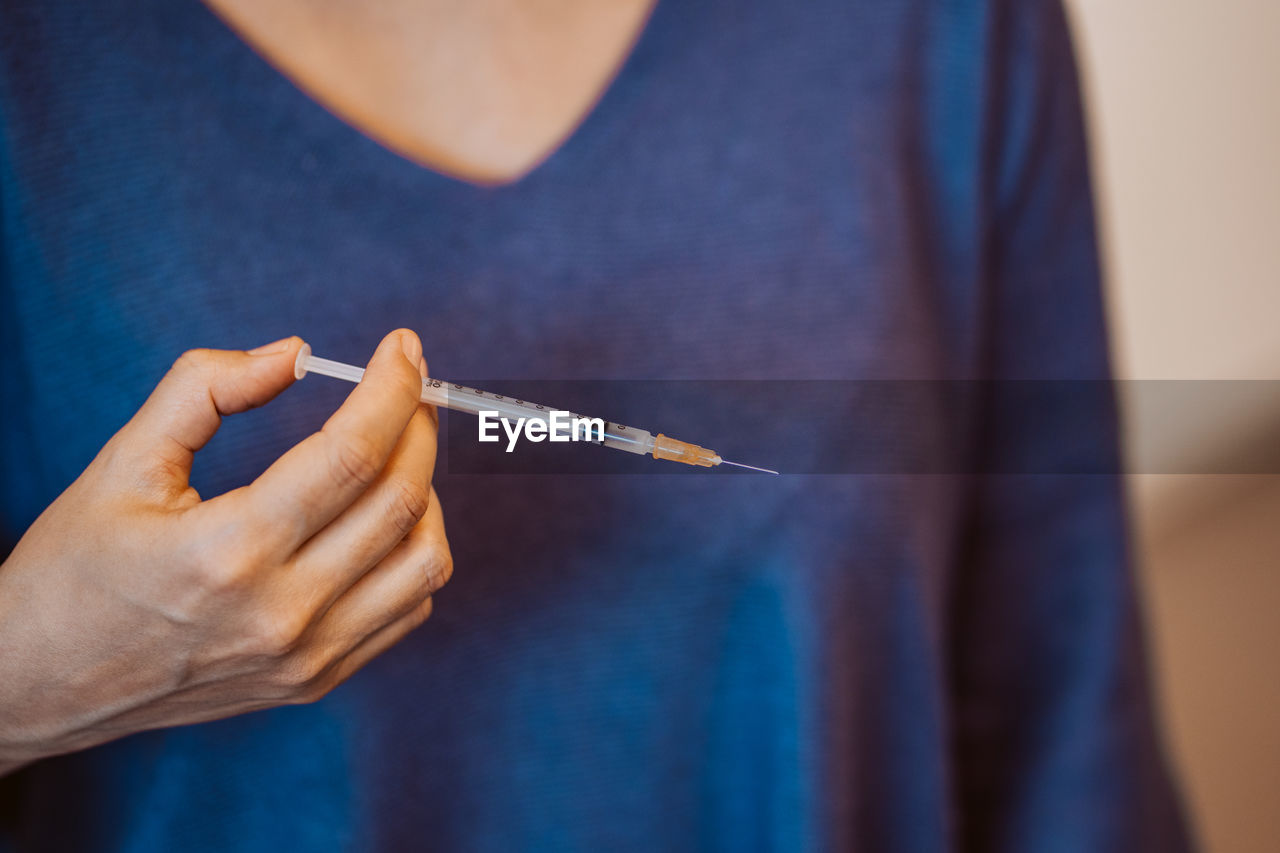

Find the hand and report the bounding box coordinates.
[0,329,450,776]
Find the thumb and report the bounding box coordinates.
[118,337,306,479]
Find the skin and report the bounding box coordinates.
[201,0,657,185]
[0,0,655,778]
[0,330,450,776]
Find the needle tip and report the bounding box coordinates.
[718,459,781,475]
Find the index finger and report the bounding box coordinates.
[245,330,428,552]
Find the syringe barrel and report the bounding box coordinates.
[296,350,659,458]
[599,423,655,456]
[421,379,656,455]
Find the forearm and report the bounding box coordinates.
[0,587,46,778]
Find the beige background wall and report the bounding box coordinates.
[1064,2,1280,850]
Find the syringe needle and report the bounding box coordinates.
[717,459,780,475]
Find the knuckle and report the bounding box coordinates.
[250,607,311,658]
[291,667,345,705]
[235,531,276,573]
[328,431,383,490]
[433,552,454,591]
[282,658,336,704]
[174,348,212,373]
[388,478,431,536]
[416,544,453,595]
[171,349,218,387]
[184,522,272,596]
[190,551,254,595]
[276,653,322,691]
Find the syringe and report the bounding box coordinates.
[294,346,778,474]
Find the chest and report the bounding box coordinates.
[198,0,657,185]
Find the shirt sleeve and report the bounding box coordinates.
[948,1,1193,850]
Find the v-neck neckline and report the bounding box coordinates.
[194,0,665,193]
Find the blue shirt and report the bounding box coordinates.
[0,0,1190,849]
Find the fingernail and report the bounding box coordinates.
[249,337,293,356]
[399,331,422,365]
[417,356,428,379]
